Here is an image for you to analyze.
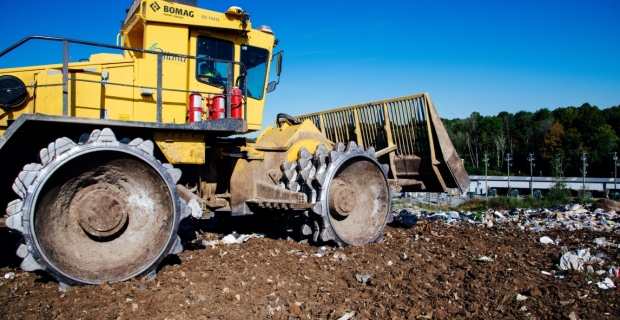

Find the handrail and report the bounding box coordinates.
[0,35,249,122]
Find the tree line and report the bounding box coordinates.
[443,103,620,178]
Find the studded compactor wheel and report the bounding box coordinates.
[281,141,391,246]
[5,128,188,285]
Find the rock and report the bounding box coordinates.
[560,299,575,306]
[289,304,302,315]
[529,288,542,297]
[516,294,528,301]
[434,309,448,319]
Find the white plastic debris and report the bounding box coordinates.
[355,273,371,284]
[596,277,616,290]
[516,294,528,301]
[595,237,608,247]
[609,267,619,277]
[559,249,591,271]
[596,270,608,276]
[475,256,493,262]
[187,198,204,219]
[4,272,15,279]
[541,270,552,276]
[203,240,218,249]
[539,236,554,244]
[221,233,264,245]
[337,311,356,320]
[221,234,238,244]
[387,260,393,266]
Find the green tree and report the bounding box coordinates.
[553,106,578,128]
[589,124,619,168]
[602,105,620,139]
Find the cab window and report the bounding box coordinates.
[240,45,269,100]
[196,36,233,87]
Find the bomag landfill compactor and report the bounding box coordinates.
[0,0,469,287]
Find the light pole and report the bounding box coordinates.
[483,153,489,198]
[614,152,618,190]
[528,153,535,197]
[505,153,512,196]
[581,152,588,191]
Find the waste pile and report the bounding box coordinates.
[391,198,620,292]
[391,199,620,233]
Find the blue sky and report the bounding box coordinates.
[1,0,618,127]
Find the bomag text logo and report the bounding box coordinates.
[150,2,160,12]
[163,5,194,17]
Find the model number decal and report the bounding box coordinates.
[202,15,219,21]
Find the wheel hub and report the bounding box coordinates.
[73,183,128,238]
[328,178,357,217]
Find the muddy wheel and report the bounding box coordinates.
[281,141,391,246]
[5,128,187,285]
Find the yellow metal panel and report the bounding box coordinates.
[36,71,63,116]
[154,132,205,164]
[101,63,135,121]
[138,23,189,123]
[71,72,101,118]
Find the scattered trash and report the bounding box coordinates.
[220,233,264,245]
[4,272,15,279]
[355,273,371,284]
[392,201,620,233]
[539,236,554,244]
[203,240,219,249]
[541,270,552,276]
[472,256,493,262]
[221,234,238,244]
[337,311,356,320]
[516,294,528,301]
[390,210,418,227]
[560,249,591,271]
[596,278,616,290]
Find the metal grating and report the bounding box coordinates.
[296,93,431,156]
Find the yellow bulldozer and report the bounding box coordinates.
[0,0,469,287]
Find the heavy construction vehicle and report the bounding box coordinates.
[0,0,469,287]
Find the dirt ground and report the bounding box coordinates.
[1,216,619,319]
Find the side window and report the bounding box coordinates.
[240,45,269,100]
[196,36,233,87]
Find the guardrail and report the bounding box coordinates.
[0,35,248,122]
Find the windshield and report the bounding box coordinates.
[240,45,269,100]
[196,36,233,87]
